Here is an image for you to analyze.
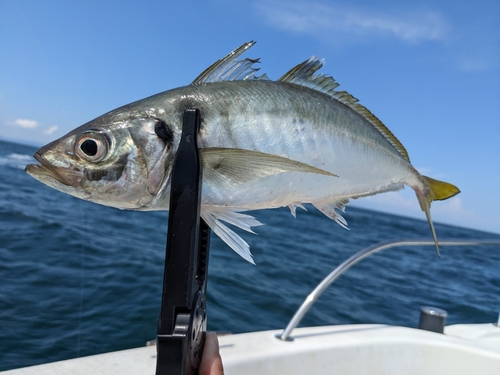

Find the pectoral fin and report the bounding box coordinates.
[201,148,337,187]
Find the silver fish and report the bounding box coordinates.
[26,41,459,263]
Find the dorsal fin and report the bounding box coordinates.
[279,58,410,162]
[192,41,269,85]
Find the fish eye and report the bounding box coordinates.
[75,131,110,162]
[80,139,98,156]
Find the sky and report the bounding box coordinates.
[0,0,499,234]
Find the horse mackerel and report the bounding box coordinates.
[25,41,460,263]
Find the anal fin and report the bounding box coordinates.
[288,202,307,218]
[312,199,350,229]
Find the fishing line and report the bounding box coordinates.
[77,200,86,358]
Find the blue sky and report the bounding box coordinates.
[1,0,499,234]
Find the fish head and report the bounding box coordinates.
[25,109,179,210]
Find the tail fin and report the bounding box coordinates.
[424,176,461,201]
[417,176,460,257]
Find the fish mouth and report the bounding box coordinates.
[25,152,82,187]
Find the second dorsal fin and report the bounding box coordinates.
[279,58,410,162]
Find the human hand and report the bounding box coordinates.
[199,332,224,375]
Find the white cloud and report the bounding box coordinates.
[44,125,58,135]
[431,196,468,217]
[458,57,490,72]
[352,189,487,233]
[254,1,449,43]
[13,118,39,129]
[356,189,469,218]
[355,190,419,213]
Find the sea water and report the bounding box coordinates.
[1,139,499,371]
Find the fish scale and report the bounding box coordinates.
[194,81,409,191]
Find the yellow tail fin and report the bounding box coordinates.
[417,176,460,257]
[424,176,460,201]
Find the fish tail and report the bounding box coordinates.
[417,194,441,258]
[416,176,460,258]
[423,176,461,202]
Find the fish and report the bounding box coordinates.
[26,41,460,264]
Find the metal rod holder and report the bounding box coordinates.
[278,239,500,341]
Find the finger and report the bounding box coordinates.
[199,332,224,375]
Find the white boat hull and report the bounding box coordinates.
[5,323,500,375]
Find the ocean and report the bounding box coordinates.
[1,138,499,371]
